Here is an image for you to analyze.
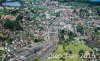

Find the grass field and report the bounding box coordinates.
[45,41,90,61]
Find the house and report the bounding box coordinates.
[73,18,83,25]
[0,7,4,10]
[1,15,11,20]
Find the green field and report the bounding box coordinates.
[0,56,3,61]
[0,10,5,15]
[45,41,90,61]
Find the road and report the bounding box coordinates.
[37,7,73,61]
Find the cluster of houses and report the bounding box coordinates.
[0,0,59,58]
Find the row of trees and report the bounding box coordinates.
[53,0,89,3]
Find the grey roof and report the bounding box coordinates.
[2,2,21,7]
[19,51,31,57]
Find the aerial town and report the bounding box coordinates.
[0,0,100,61]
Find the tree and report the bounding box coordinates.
[58,33,64,45]
[0,50,4,56]
[59,54,65,61]
[68,50,72,54]
[32,57,38,61]
[4,20,22,31]
[76,25,84,34]
[63,44,66,51]
[79,49,84,56]
[67,31,76,40]
[55,12,60,17]
[34,37,44,42]
[11,10,19,15]
[0,15,1,19]
[0,0,6,2]
[94,27,100,32]
[54,0,88,3]
[16,15,23,21]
